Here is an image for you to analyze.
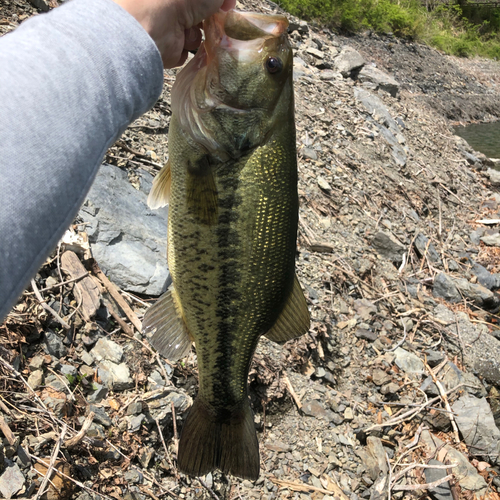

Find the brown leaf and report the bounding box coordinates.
[34,459,73,500]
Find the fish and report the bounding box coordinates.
[142,8,310,480]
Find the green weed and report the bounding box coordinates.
[278,0,500,59]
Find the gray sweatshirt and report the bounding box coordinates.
[0,0,163,320]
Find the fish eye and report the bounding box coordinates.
[265,57,283,74]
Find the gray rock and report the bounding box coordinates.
[79,164,169,295]
[380,382,399,395]
[452,394,500,465]
[317,177,331,191]
[481,232,500,246]
[470,227,485,245]
[301,400,329,419]
[353,299,377,320]
[432,273,461,302]
[60,364,77,376]
[27,369,44,389]
[453,276,500,309]
[0,463,25,499]
[44,330,68,359]
[144,390,192,424]
[355,437,388,482]
[124,469,143,484]
[80,350,94,366]
[414,233,442,265]
[394,347,425,374]
[89,405,112,427]
[334,47,365,77]
[29,355,45,369]
[372,368,391,386]
[90,338,123,364]
[97,360,133,391]
[88,383,108,403]
[127,414,145,432]
[425,349,445,367]
[320,69,341,81]
[302,147,318,160]
[147,369,165,391]
[306,46,324,59]
[371,231,405,261]
[420,429,487,494]
[126,401,143,416]
[353,88,400,133]
[45,374,68,392]
[472,262,500,290]
[420,376,439,397]
[487,167,500,186]
[435,304,500,386]
[355,328,378,341]
[358,65,400,97]
[424,459,453,500]
[353,87,408,168]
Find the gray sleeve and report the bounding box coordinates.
[0,0,164,321]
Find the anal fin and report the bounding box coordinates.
[265,274,310,343]
[148,159,171,209]
[142,286,192,362]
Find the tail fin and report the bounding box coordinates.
[177,398,260,480]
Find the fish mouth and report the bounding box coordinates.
[204,10,289,65]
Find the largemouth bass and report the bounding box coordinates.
[142,8,310,480]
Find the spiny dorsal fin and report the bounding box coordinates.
[148,159,171,209]
[265,274,310,343]
[142,286,192,361]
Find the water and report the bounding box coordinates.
[454,121,500,159]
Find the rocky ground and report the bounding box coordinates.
[2,1,500,499]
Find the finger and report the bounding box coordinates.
[220,0,236,11]
[184,27,202,51]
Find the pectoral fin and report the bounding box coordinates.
[142,286,192,361]
[148,160,172,209]
[265,275,310,343]
[186,156,218,226]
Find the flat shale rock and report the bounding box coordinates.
[424,459,453,500]
[79,164,169,295]
[357,65,400,97]
[334,46,365,76]
[435,304,500,385]
[0,463,25,499]
[452,394,500,465]
[420,430,488,494]
[90,338,123,364]
[371,231,405,261]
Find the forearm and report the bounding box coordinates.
[0,0,163,320]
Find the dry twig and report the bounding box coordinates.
[30,279,71,329]
[34,424,67,500]
[65,411,94,447]
[92,261,143,332]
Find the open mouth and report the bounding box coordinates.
[203,10,289,64]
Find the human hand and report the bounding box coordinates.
[113,0,236,68]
